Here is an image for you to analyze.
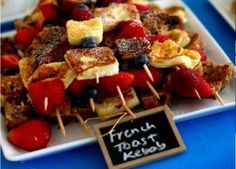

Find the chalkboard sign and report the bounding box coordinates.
[93,105,186,169]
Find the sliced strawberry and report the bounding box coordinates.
[100,72,134,95]
[8,119,51,151]
[148,34,170,43]
[116,20,146,39]
[71,8,93,21]
[38,4,59,23]
[102,0,123,6]
[169,68,213,98]
[128,67,163,89]
[28,79,65,115]
[15,28,40,48]
[68,79,96,97]
[35,14,45,30]
[1,54,21,71]
[132,3,150,11]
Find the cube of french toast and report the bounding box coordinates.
[94,3,140,32]
[95,87,140,117]
[66,18,103,46]
[64,47,119,80]
[115,38,151,60]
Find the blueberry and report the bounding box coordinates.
[81,37,97,48]
[2,68,19,76]
[75,4,89,10]
[134,54,150,68]
[82,86,98,101]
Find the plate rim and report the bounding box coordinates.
[1,0,235,161]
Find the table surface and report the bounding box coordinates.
[1,0,235,169]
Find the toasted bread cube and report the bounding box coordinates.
[94,3,140,32]
[95,88,140,117]
[65,47,119,80]
[66,18,103,46]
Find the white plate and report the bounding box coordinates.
[1,0,235,162]
[1,0,38,24]
[209,0,235,30]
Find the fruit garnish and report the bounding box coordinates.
[169,68,213,98]
[8,119,51,151]
[38,3,59,23]
[134,54,150,68]
[68,79,96,97]
[100,72,134,95]
[15,28,40,48]
[128,67,163,89]
[116,20,146,39]
[148,34,170,42]
[81,37,97,48]
[132,3,150,11]
[71,8,93,21]
[1,54,21,71]
[28,79,65,115]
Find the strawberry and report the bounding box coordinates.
[15,28,39,48]
[148,34,170,43]
[100,72,134,95]
[28,79,65,115]
[169,68,213,98]
[132,3,150,11]
[8,119,51,151]
[1,54,21,71]
[128,67,163,89]
[35,14,45,30]
[68,79,96,97]
[38,4,59,23]
[71,8,93,21]
[102,0,123,6]
[116,20,146,39]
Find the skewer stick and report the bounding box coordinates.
[116,86,136,118]
[75,113,90,133]
[44,97,48,112]
[214,92,224,105]
[56,109,66,136]
[143,64,154,82]
[96,73,99,84]
[146,81,160,99]
[176,66,180,70]
[194,89,201,100]
[89,98,96,112]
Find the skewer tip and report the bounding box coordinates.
[89,98,96,112]
[214,92,224,106]
[143,64,154,82]
[56,109,66,136]
[194,89,201,100]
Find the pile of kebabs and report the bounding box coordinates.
[1,0,234,151]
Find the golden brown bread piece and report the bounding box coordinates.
[65,47,119,80]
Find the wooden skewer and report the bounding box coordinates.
[96,73,99,84]
[75,113,90,133]
[194,89,201,100]
[116,86,136,118]
[56,109,66,136]
[44,97,48,112]
[175,66,180,70]
[89,98,96,112]
[143,64,154,82]
[214,92,224,105]
[146,81,160,99]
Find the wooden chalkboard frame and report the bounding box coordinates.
[93,105,186,169]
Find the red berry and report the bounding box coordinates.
[28,79,65,115]
[68,79,96,97]
[148,34,170,42]
[100,72,134,95]
[1,54,21,71]
[71,8,93,21]
[15,28,39,48]
[38,4,59,23]
[116,20,146,39]
[8,119,51,151]
[35,14,45,30]
[128,67,163,89]
[132,3,150,11]
[169,68,213,98]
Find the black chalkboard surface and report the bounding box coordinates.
[93,105,186,169]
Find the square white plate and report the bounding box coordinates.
[1,0,235,162]
[209,0,235,30]
[1,0,38,24]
